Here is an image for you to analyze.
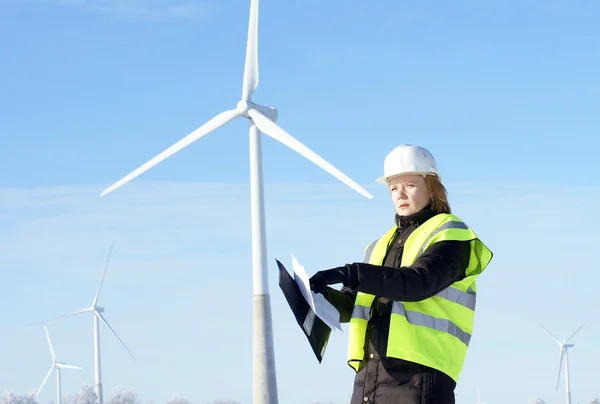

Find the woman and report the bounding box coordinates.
[309,144,493,404]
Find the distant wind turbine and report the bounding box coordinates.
[35,325,81,404]
[28,241,134,404]
[97,0,372,403]
[476,387,486,404]
[539,322,584,404]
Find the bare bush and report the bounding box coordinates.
[166,395,190,404]
[0,391,38,404]
[105,387,140,404]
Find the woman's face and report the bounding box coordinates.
[389,174,432,216]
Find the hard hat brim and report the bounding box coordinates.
[375,175,389,184]
[375,172,440,185]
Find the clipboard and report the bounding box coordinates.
[276,259,332,363]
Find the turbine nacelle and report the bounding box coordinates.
[237,100,278,122]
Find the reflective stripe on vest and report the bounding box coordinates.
[347,213,493,382]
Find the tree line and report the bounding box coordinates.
[0,385,240,404]
[2,386,598,404]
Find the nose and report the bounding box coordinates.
[397,187,407,199]
[396,189,407,201]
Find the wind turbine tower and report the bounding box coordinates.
[97,0,373,403]
[35,326,82,404]
[539,322,584,404]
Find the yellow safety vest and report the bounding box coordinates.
[347,213,493,382]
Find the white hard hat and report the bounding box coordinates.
[375,144,441,184]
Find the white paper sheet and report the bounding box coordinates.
[291,253,343,331]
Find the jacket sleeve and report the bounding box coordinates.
[352,240,472,302]
[322,286,357,323]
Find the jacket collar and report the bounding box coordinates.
[395,204,436,229]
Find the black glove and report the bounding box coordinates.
[309,264,358,294]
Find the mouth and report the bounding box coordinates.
[399,203,409,208]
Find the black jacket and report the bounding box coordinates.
[323,205,472,404]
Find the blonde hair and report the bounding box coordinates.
[424,175,451,214]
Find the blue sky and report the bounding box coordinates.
[0,0,598,403]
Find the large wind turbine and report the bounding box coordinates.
[35,326,82,404]
[98,0,372,403]
[31,241,134,404]
[539,322,584,404]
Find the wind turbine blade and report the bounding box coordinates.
[56,364,82,370]
[556,347,564,390]
[100,108,241,197]
[24,308,91,327]
[539,322,561,344]
[44,326,56,361]
[247,109,373,199]
[241,0,259,100]
[93,239,115,306]
[565,324,584,343]
[95,311,136,361]
[36,366,54,396]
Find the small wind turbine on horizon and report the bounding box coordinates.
[539,322,584,404]
[35,325,81,404]
[28,240,134,404]
[97,0,373,403]
[476,387,486,404]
